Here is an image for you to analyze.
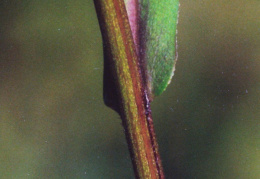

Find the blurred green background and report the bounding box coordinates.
[0,0,259,178]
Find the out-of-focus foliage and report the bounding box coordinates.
[0,0,259,178]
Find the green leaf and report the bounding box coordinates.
[140,0,179,98]
[124,0,180,99]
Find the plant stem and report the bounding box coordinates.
[94,0,164,178]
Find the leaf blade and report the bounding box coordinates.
[140,0,180,98]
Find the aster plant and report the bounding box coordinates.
[94,0,180,178]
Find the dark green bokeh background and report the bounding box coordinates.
[1,0,259,178]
